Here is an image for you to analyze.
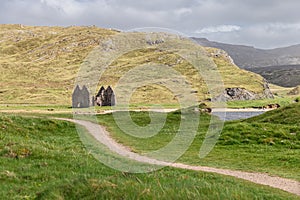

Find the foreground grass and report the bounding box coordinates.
[96,103,300,181]
[0,115,298,199]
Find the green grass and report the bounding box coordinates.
[1,115,298,199]
[226,96,294,108]
[244,103,300,125]
[95,103,300,181]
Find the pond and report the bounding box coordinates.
[212,110,265,121]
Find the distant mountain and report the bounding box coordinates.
[193,38,300,87]
[192,38,300,68]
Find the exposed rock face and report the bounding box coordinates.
[213,88,256,101]
[146,39,165,46]
[210,49,235,65]
[262,80,274,99]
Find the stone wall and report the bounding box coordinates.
[72,85,90,108]
[95,86,115,106]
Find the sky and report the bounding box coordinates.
[1,0,300,49]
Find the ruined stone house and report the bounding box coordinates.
[72,85,90,108]
[72,85,116,108]
[95,86,115,106]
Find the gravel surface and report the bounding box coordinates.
[58,118,300,196]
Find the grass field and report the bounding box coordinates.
[1,114,299,199]
[95,103,300,181]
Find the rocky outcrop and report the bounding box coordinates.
[261,80,274,99]
[146,39,165,46]
[213,81,273,101]
[213,88,256,101]
[210,49,235,65]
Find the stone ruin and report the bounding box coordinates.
[72,85,116,108]
[72,85,90,108]
[95,86,116,106]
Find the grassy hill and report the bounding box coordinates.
[244,103,300,125]
[0,25,269,105]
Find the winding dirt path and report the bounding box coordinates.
[58,118,300,196]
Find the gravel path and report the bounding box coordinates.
[58,118,300,196]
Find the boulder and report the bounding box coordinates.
[212,80,273,101]
[212,88,257,101]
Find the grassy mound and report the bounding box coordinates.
[245,103,300,125]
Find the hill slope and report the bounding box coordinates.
[0,24,117,104]
[0,25,271,105]
[244,103,300,125]
[247,65,300,87]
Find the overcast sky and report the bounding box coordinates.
[1,0,300,49]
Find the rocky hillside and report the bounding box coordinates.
[193,38,300,87]
[0,25,272,105]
